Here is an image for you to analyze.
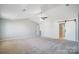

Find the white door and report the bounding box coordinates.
[65,21,76,41]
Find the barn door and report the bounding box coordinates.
[65,21,76,41]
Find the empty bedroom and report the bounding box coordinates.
[0,4,79,54]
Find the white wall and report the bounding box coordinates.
[1,19,40,39]
[39,5,79,41]
[0,18,2,39]
[40,19,59,39]
[78,13,79,42]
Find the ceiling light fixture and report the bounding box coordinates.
[40,6,48,20]
[65,4,70,6]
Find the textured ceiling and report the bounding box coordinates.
[0,4,61,19]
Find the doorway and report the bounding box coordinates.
[59,23,65,40]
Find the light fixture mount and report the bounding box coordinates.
[65,4,70,6]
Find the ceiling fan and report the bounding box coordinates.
[40,6,48,20]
